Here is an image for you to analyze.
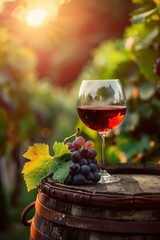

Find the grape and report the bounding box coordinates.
[77,136,85,144]
[72,140,81,150]
[80,165,90,175]
[89,163,97,172]
[85,172,94,181]
[70,148,77,153]
[80,147,88,158]
[79,158,87,166]
[84,141,94,150]
[91,150,97,158]
[72,151,82,162]
[74,173,85,184]
[92,158,97,164]
[87,159,92,164]
[73,136,85,149]
[66,142,73,149]
[70,163,80,174]
[64,174,74,185]
[76,136,85,147]
[92,172,101,182]
[87,149,97,159]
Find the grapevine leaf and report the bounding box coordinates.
[51,142,72,183]
[53,141,71,157]
[23,143,51,162]
[22,155,54,192]
[53,160,72,183]
[22,142,71,191]
[22,144,53,191]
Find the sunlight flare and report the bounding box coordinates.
[23,0,60,27]
[26,8,48,27]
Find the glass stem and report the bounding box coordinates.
[99,132,106,170]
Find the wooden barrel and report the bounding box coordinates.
[28,165,160,240]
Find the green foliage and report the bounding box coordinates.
[0,27,58,154]
[0,25,77,233]
[22,142,71,191]
[53,159,72,183]
[78,0,160,165]
[0,2,76,232]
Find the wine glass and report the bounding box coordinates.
[77,79,127,183]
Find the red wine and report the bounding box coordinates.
[77,105,126,132]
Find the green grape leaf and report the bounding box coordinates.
[22,142,71,191]
[53,141,70,157]
[53,160,72,183]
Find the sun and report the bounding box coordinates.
[13,1,70,48]
[25,1,60,28]
[26,8,48,27]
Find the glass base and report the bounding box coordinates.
[100,170,121,184]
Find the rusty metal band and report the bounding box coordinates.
[35,198,160,234]
[30,221,52,240]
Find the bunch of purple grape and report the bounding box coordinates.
[64,136,101,185]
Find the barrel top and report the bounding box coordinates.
[39,167,160,208]
[45,173,160,195]
[42,163,160,195]
[39,173,160,209]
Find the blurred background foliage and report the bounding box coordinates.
[0,0,160,239]
[78,0,160,165]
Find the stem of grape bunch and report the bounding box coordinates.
[63,128,80,143]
